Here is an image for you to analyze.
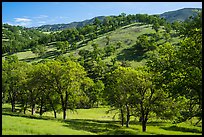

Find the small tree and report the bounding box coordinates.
[163,32,171,42]
[79,34,85,43]
[71,42,77,50]
[116,41,122,49]
[31,44,46,56]
[56,41,66,54]
[164,23,172,33]
[104,45,116,57]
[105,36,110,45]
[152,22,160,32]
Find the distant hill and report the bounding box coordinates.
[31,8,201,32]
[32,16,106,32]
[160,8,201,23]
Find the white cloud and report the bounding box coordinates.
[14,18,32,22]
[34,15,48,19]
[12,18,32,27]
[16,22,32,27]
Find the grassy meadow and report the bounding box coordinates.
[2,104,202,135]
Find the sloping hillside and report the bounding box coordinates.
[32,8,201,32]
[160,8,201,23]
[2,24,46,54]
[3,21,180,69]
[32,16,105,32]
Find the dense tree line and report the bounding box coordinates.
[2,24,46,54]
[2,56,96,119]
[146,12,202,124]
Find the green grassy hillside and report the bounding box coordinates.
[2,22,180,68]
[2,115,95,135]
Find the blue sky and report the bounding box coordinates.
[2,2,202,27]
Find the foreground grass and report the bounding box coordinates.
[2,104,202,135]
[2,115,95,135]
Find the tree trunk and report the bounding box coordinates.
[31,104,35,115]
[9,91,16,112]
[140,102,146,132]
[139,116,142,122]
[142,119,147,132]
[51,102,57,118]
[23,102,28,114]
[23,107,27,114]
[61,98,67,120]
[11,99,15,112]
[141,112,149,132]
[39,99,43,116]
[126,104,130,128]
[54,110,57,119]
[60,92,66,120]
[50,99,57,118]
[96,101,99,108]
[120,108,124,126]
[63,108,66,120]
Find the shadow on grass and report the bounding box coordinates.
[147,121,169,126]
[19,56,41,62]
[19,50,60,62]
[2,109,139,135]
[130,120,168,126]
[2,108,60,122]
[117,46,147,62]
[2,107,22,113]
[4,106,200,135]
[40,50,60,59]
[160,125,202,133]
[63,119,139,135]
[2,107,138,135]
[2,107,14,112]
[121,23,143,30]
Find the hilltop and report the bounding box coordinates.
[160,8,201,23]
[30,8,201,32]
[31,16,106,32]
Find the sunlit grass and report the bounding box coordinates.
[43,106,119,121]
[2,103,202,135]
[2,115,95,135]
